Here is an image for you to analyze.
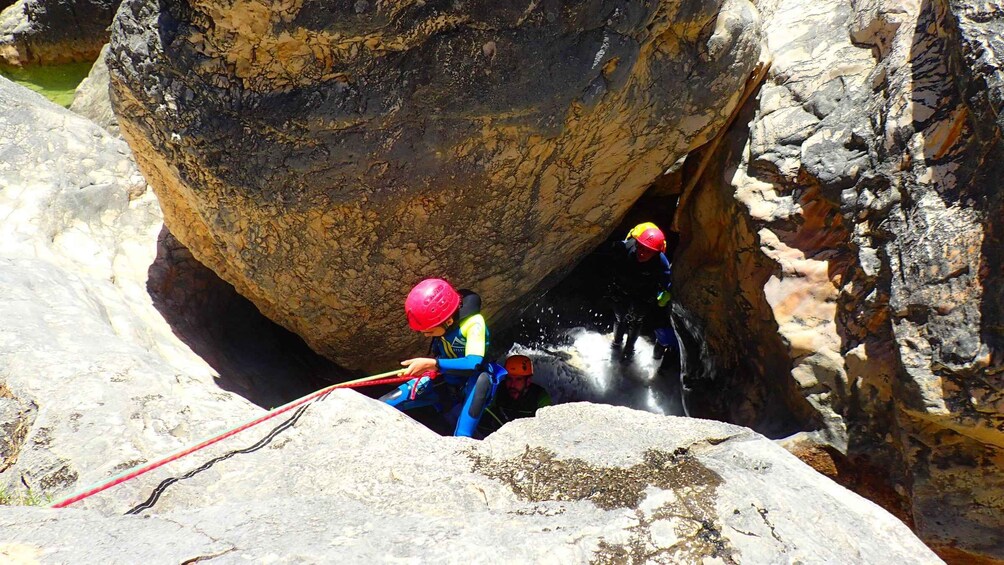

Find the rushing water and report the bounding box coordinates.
[492,240,685,417]
[505,328,684,416]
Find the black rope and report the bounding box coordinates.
[125,398,319,515]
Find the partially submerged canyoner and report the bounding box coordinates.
[381,278,507,437]
[478,354,552,436]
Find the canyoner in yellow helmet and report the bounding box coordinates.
[603,222,677,359]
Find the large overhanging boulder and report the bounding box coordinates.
[670,0,1004,560]
[108,0,765,371]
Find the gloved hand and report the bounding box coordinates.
[657,289,672,307]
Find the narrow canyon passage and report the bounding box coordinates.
[2,0,1000,558]
[491,238,686,418]
[150,222,689,425]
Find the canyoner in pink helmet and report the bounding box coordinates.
[404,278,461,331]
[381,278,506,438]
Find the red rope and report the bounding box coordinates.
[50,374,413,508]
[337,376,413,389]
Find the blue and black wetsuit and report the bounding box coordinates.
[381,291,504,437]
[433,291,488,379]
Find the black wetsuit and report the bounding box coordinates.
[605,238,672,352]
[477,383,552,435]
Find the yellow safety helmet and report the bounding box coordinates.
[626,222,660,240]
[627,222,666,252]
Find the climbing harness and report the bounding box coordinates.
[49,369,413,509]
[381,362,506,438]
[404,369,438,400]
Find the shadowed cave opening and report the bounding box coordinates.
[145,182,792,439]
[147,228,346,407]
[147,216,686,421]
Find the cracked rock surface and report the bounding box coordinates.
[0,0,121,65]
[108,0,765,371]
[671,0,1004,559]
[1,395,942,564]
[0,76,261,501]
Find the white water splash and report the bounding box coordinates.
[507,327,683,416]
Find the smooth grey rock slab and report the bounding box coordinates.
[0,76,260,502]
[70,43,118,135]
[33,393,940,564]
[0,506,229,563]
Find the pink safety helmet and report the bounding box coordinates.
[405,278,461,331]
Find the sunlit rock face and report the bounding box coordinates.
[70,44,120,135]
[0,397,943,563]
[673,0,1004,559]
[0,76,261,500]
[108,0,764,372]
[0,0,121,65]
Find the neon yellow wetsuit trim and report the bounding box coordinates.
[459,314,486,356]
[434,313,487,375]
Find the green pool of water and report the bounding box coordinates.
[0,61,94,108]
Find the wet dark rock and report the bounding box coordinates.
[0,0,120,65]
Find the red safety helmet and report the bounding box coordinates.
[505,355,533,377]
[405,278,461,331]
[636,226,666,253]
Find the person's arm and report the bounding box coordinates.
[660,253,672,290]
[436,314,486,373]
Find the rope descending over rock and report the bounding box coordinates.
[50,370,412,509]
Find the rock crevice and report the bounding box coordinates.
[671,0,1004,559]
